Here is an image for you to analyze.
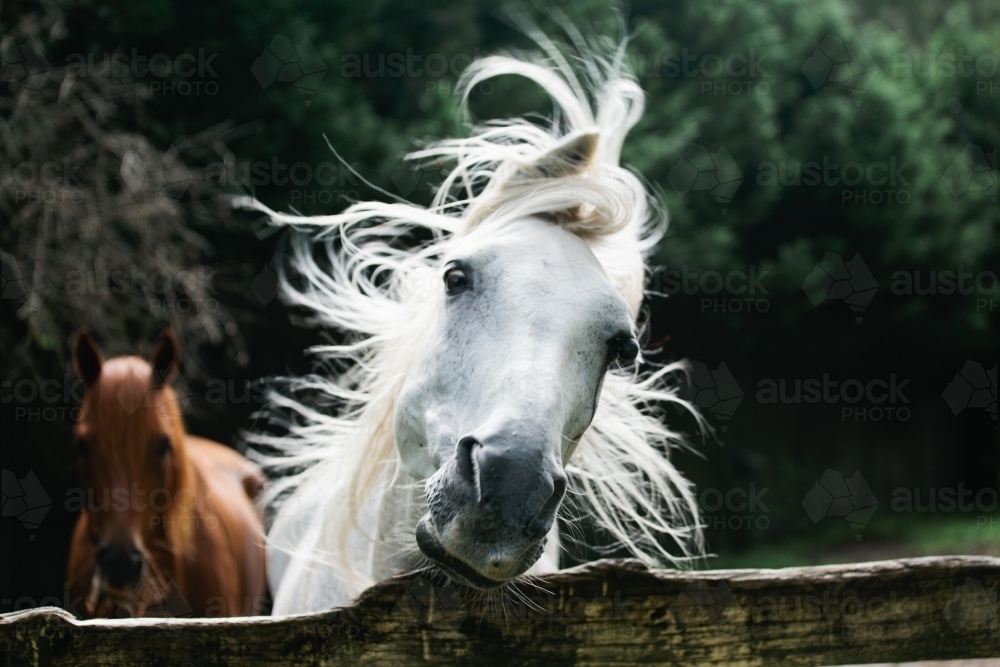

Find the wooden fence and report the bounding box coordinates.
[3,556,999,666]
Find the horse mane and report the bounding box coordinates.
[242,24,705,596]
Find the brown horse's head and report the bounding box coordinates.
[71,327,193,616]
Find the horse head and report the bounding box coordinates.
[394,135,642,587]
[71,327,190,614]
[252,31,703,609]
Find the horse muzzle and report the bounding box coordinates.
[94,544,145,591]
[417,432,567,588]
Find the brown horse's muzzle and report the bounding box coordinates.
[94,543,145,590]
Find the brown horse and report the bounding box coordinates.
[65,328,267,618]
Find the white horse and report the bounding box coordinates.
[242,28,704,615]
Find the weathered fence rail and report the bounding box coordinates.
[3,556,999,666]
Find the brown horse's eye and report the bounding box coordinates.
[75,438,90,459]
[157,437,172,458]
[444,267,470,294]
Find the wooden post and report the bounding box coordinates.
[3,556,999,666]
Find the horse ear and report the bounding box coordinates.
[149,328,180,389]
[73,327,104,387]
[512,130,598,181]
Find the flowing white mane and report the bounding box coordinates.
[241,26,704,596]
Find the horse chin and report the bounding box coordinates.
[415,516,506,589]
[415,515,544,590]
[86,569,162,618]
[86,581,131,618]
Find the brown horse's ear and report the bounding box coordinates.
[149,328,180,389]
[73,327,104,387]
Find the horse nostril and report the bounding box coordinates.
[533,474,567,529]
[455,436,481,501]
[127,549,143,578]
[95,545,144,589]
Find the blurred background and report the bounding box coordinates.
[2,0,997,613]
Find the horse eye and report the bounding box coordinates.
[157,437,172,457]
[75,438,90,458]
[444,267,470,294]
[616,337,640,363]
